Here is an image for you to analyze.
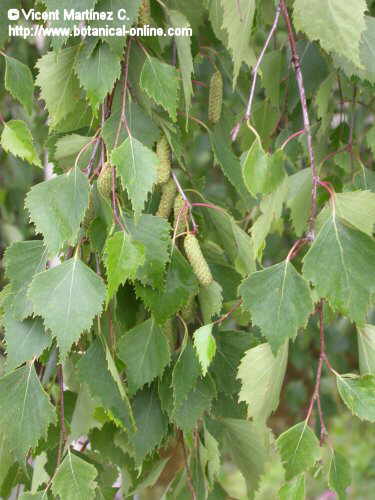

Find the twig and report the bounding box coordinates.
[180,434,197,500]
[285,238,308,262]
[83,136,100,176]
[171,172,198,233]
[213,299,243,326]
[56,364,66,468]
[231,5,281,142]
[305,301,328,443]
[280,128,305,150]
[280,0,319,238]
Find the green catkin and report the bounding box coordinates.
[181,294,196,323]
[173,193,187,234]
[156,178,177,218]
[208,70,223,124]
[97,163,112,200]
[156,135,171,184]
[138,0,151,26]
[82,191,95,230]
[183,233,213,287]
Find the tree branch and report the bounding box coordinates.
[280,0,319,238]
[231,5,281,142]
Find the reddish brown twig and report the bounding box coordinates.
[213,299,243,326]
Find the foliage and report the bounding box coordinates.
[2,0,375,498]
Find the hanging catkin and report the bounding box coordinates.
[156,135,171,184]
[184,233,213,287]
[208,70,223,124]
[156,178,177,218]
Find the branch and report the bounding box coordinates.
[280,0,318,238]
[231,5,281,142]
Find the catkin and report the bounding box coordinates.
[156,135,171,184]
[208,70,223,124]
[82,191,95,230]
[138,0,151,26]
[184,233,213,287]
[97,163,112,200]
[156,178,177,218]
[173,194,187,234]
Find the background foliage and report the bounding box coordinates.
[2,0,375,498]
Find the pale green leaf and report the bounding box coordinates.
[286,169,312,237]
[111,137,158,220]
[1,120,41,167]
[76,41,121,111]
[357,324,375,375]
[140,56,179,121]
[240,260,313,353]
[172,337,201,409]
[31,452,49,494]
[0,434,14,489]
[126,214,171,288]
[52,450,97,500]
[204,427,220,485]
[35,45,82,127]
[276,422,320,480]
[279,475,305,500]
[168,10,194,117]
[293,0,366,67]
[302,215,375,324]
[199,280,223,323]
[28,257,106,360]
[221,0,256,84]
[336,373,375,422]
[25,169,89,256]
[104,231,145,303]
[70,383,100,442]
[118,318,171,394]
[129,387,168,464]
[4,55,34,114]
[261,50,282,108]
[77,339,134,429]
[221,419,269,497]
[237,341,288,422]
[329,451,351,500]
[3,314,52,371]
[4,240,48,320]
[193,324,216,376]
[0,363,56,463]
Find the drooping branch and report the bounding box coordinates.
[231,5,281,142]
[280,0,319,238]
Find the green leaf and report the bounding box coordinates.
[237,341,288,422]
[51,450,97,500]
[336,373,375,422]
[126,214,171,288]
[193,324,216,376]
[77,339,134,430]
[4,241,48,320]
[261,50,282,108]
[172,377,214,432]
[172,337,201,409]
[221,0,256,85]
[199,280,223,323]
[35,45,82,128]
[211,330,252,395]
[0,363,56,463]
[70,383,100,442]
[118,318,171,395]
[29,257,106,360]
[140,56,179,122]
[3,314,52,372]
[276,421,320,480]
[4,55,34,114]
[279,475,306,500]
[240,261,313,353]
[203,427,220,485]
[104,231,145,303]
[1,120,41,167]
[25,169,89,256]
[210,123,252,204]
[242,141,285,197]
[329,451,351,500]
[168,10,194,117]
[129,387,168,464]
[76,41,121,111]
[318,191,375,236]
[221,419,269,497]
[357,324,375,375]
[111,137,158,220]
[293,0,366,67]
[286,169,312,237]
[302,215,375,324]
[135,250,198,324]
